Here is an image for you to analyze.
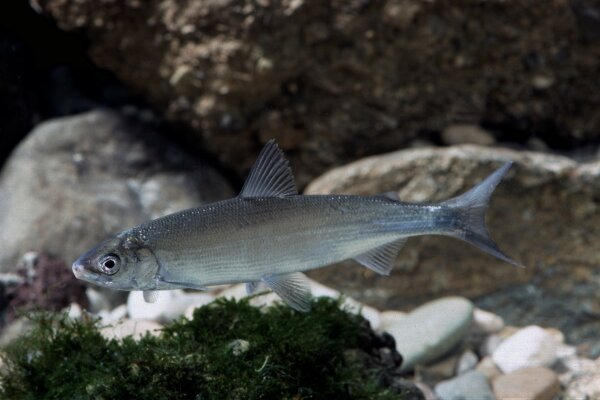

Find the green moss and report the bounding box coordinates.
[0,298,402,400]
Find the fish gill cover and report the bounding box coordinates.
[0,297,412,400]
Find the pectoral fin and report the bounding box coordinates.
[143,290,159,303]
[263,272,312,312]
[354,239,406,276]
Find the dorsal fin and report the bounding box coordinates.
[239,140,298,198]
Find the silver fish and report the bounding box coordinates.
[72,140,520,311]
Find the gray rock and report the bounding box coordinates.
[305,145,600,311]
[435,370,494,400]
[384,296,473,372]
[0,110,232,271]
[456,350,479,375]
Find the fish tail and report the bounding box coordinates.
[441,162,522,267]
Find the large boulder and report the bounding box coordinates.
[305,145,599,309]
[36,0,600,185]
[0,110,232,271]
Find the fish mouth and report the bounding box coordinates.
[72,259,112,286]
[72,260,87,279]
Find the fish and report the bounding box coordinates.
[72,140,521,311]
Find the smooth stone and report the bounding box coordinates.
[473,308,505,334]
[561,356,600,398]
[441,124,496,146]
[385,296,474,372]
[217,279,382,329]
[493,366,560,400]
[379,310,408,333]
[65,303,82,320]
[476,356,502,381]
[456,349,479,375]
[480,334,504,357]
[85,288,112,313]
[128,290,214,323]
[98,304,129,325]
[182,294,218,319]
[492,325,559,373]
[435,370,495,400]
[100,319,163,341]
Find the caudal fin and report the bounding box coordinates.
[441,162,522,267]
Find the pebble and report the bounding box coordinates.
[493,366,560,400]
[98,304,129,325]
[379,310,407,332]
[218,279,382,329]
[385,297,474,372]
[65,303,82,320]
[128,290,214,323]
[441,124,495,146]
[227,339,250,356]
[472,308,504,334]
[455,349,479,375]
[492,325,559,373]
[475,356,502,381]
[85,287,112,313]
[562,356,600,398]
[100,319,163,341]
[480,334,503,357]
[435,370,495,400]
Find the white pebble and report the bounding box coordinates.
[492,325,559,373]
[128,290,214,323]
[379,311,408,333]
[86,288,111,313]
[472,308,504,334]
[65,303,82,320]
[100,319,163,341]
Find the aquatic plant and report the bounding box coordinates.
[0,298,406,399]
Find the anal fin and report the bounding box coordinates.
[354,239,406,276]
[263,272,312,312]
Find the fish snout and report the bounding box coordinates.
[72,260,86,279]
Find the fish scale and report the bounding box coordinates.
[72,140,520,311]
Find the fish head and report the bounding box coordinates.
[72,233,159,290]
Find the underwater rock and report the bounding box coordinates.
[0,110,232,271]
[385,296,473,372]
[434,370,495,400]
[306,145,600,310]
[455,349,479,375]
[100,318,163,341]
[492,325,559,373]
[492,366,560,400]
[217,279,382,329]
[475,356,502,381]
[127,290,214,324]
[37,1,600,185]
[561,356,600,399]
[472,308,505,334]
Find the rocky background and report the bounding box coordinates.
[0,0,599,398]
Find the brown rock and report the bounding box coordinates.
[306,145,599,309]
[36,0,600,185]
[493,366,560,400]
[476,356,502,381]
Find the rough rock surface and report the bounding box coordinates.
[37,0,600,185]
[0,110,232,271]
[305,145,600,311]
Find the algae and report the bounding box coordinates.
[0,298,405,399]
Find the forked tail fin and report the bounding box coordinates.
[441,162,522,267]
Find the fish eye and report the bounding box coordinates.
[99,254,120,275]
